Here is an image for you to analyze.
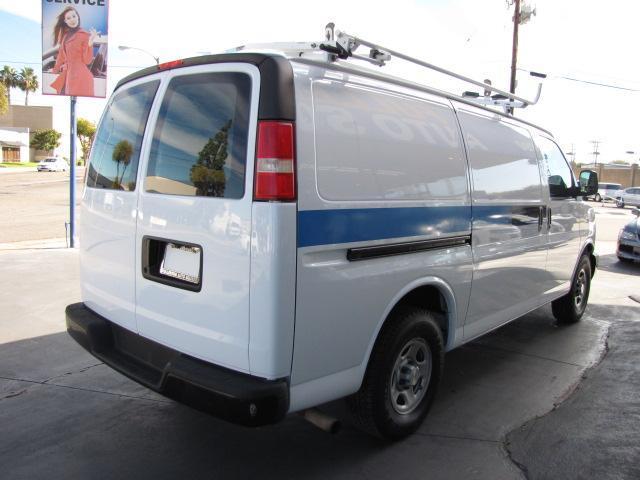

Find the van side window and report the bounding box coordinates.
[145,72,251,198]
[536,136,574,198]
[456,112,542,202]
[87,81,159,190]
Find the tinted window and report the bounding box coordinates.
[87,81,159,190]
[457,111,542,202]
[145,72,251,198]
[537,136,574,198]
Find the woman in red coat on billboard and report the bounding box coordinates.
[50,7,97,97]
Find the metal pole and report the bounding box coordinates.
[70,96,77,248]
[509,0,521,114]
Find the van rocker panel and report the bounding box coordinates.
[65,303,289,427]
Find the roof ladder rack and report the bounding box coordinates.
[318,23,545,112]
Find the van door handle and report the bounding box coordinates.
[538,206,544,232]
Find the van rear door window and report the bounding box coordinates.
[87,81,159,191]
[145,72,251,198]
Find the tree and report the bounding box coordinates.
[0,65,18,105]
[17,67,39,106]
[0,83,7,116]
[77,118,97,164]
[31,129,62,153]
[112,140,133,189]
[190,120,231,197]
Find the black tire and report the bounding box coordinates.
[616,199,625,208]
[552,255,592,324]
[347,306,444,440]
[594,193,602,202]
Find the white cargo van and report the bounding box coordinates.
[66,35,599,439]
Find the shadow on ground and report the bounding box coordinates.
[0,304,616,480]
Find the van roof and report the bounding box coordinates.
[115,53,295,121]
[115,51,552,137]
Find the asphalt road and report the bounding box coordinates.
[0,169,83,244]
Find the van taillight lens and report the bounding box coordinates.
[254,121,296,201]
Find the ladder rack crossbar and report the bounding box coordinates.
[339,31,541,107]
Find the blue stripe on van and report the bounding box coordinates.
[297,206,472,248]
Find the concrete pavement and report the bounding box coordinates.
[2,243,636,479]
[0,200,638,479]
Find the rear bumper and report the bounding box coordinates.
[65,302,289,426]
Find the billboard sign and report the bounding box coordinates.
[42,0,109,98]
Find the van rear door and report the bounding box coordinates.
[134,64,259,373]
[81,80,160,333]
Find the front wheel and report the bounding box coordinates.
[616,199,625,208]
[594,193,602,202]
[347,307,444,440]
[552,255,592,324]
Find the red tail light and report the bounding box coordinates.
[254,121,296,201]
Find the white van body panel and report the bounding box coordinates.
[248,202,297,379]
[290,62,473,393]
[134,63,260,373]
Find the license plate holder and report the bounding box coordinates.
[160,243,202,285]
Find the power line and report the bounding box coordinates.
[556,75,640,92]
[517,68,640,92]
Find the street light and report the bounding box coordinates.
[118,45,159,65]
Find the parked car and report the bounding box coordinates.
[615,187,640,208]
[65,47,599,440]
[589,182,621,202]
[617,208,640,263]
[37,157,68,172]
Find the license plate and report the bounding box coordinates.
[160,243,201,284]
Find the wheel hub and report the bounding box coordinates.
[574,268,587,309]
[390,338,432,415]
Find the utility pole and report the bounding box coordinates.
[509,0,521,100]
[507,1,536,114]
[566,143,576,165]
[591,140,601,166]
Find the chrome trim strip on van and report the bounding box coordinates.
[347,235,471,261]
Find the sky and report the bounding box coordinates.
[1,0,639,164]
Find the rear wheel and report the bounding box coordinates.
[594,193,602,202]
[616,199,625,208]
[552,255,592,324]
[347,306,444,440]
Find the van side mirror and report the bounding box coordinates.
[579,170,598,196]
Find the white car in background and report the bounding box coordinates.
[37,157,68,172]
[615,187,640,208]
[593,182,622,203]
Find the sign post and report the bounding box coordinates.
[70,96,77,248]
[41,1,109,247]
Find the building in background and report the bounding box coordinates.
[0,105,53,161]
[0,127,30,162]
[573,162,639,188]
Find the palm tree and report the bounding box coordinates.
[18,67,39,106]
[0,65,18,105]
